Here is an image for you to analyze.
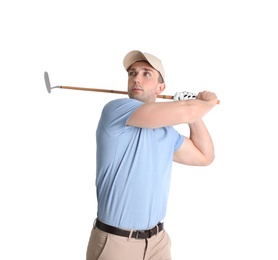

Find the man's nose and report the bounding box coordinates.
[133,74,140,83]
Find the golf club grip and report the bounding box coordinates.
[60,86,174,99]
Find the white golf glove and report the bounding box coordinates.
[173,91,197,101]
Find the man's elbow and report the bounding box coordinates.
[201,154,215,166]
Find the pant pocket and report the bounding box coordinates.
[86,228,109,260]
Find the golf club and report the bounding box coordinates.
[44,71,177,99]
[44,71,219,103]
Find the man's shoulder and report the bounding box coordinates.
[104,98,142,110]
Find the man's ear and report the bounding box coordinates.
[156,83,166,95]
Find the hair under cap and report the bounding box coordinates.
[123,50,165,81]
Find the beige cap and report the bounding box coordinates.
[123,50,165,82]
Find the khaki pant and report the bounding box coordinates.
[86,225,172,260]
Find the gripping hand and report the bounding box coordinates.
[173,91,197,101]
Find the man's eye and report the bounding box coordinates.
[143,72,151,76]
[128,71,135,76]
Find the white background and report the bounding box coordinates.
[1,0,277,259]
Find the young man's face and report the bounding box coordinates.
[127,61,165,103]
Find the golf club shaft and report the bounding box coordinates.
[58,85,174,99]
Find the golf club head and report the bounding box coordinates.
[44,71,51,93]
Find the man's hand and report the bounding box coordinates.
[173,91,197,101]
[196,91,219,104]
[174,90,219,105]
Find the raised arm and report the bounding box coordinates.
[127,91,218,128]
[127,91,218,166]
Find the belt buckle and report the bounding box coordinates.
[135,230,144,239]
[134,224,159,239]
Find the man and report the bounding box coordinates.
[86,50,218,260]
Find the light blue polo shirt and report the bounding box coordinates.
[96,98,184,230]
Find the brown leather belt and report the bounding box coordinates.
[95,219,164,239]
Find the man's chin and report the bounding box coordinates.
[129,92,142,100]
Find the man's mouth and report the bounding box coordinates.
[132,86,143,92]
